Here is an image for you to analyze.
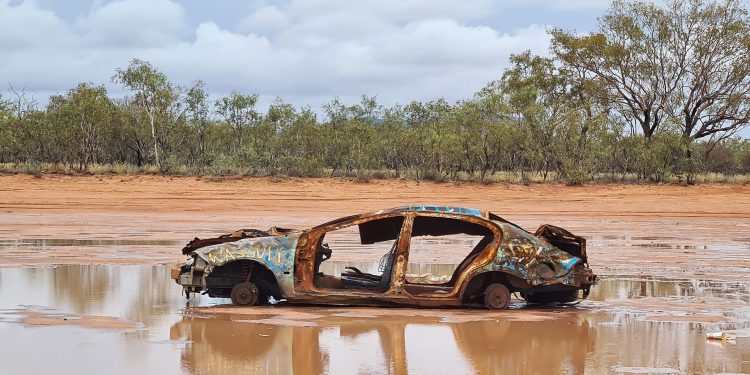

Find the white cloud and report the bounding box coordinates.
[74,0,187,47]
[503,0,610,10]
[0,0,553,110]
[277,11,393,44]
[0,0,74,49]
[285,0,495,23]
[235,6,289,36]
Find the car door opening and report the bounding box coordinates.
[312,216,405,292]
[405,216,494,286]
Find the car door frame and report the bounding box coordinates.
[290,211,411,303]
[399,211,504,304]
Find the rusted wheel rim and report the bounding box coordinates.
[231,282,259,306]
[484,283,511,310]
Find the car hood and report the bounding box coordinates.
[181,227,297,255]
[191,232,301,275]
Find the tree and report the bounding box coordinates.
[451,100,505,182]
[47,83,114,169]
[184,81,212,166]
[322,96,381,177]
[275,105,326,176]
[113,59,176,167]
[552,0,750,145]
[478,52,568,180]
[215,91,259,156]
[3,86,50,163]
[402,99,452,180]
[672,0,750,141]
[0,94,11,162]
[551,0,685,141]
[264,97,298,171]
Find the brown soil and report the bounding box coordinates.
[1,174,749,281]
[2,174,748,217]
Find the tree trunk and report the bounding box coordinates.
[149,113,160,167]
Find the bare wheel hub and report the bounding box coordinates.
[484,283,511,310]
[231,282,259,306]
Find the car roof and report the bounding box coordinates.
[313,204,492,229]
[383,204,488,218]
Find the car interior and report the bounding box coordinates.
[312,216,404,292]
[311,215,494,295]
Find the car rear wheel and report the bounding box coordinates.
[484,283,511,310]
[231,282,259,306]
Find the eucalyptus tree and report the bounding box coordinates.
[669,0,750,143]
[0,94,11,162]
[275,105,326,176]
[402,99,453,180]
[184,81,212,166]
[264,97,297,172]
[552,0,750,146]
[113,59,176,167]
[2,87,50,163]
[478,52,570,180]
[450,99,505,182]
[321,96,381,177]
[215,91,259,157]
[551,0,682,141]
[47,83,115,169]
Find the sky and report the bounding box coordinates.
[0,0,610,111]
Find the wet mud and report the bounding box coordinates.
[1,176,749,373]
[1,175,749,282]
[0,265,748,374]
[8,306,141,329]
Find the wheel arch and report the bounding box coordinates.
[459,270,529,304]
[207,259,282,300]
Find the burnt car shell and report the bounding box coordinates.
[172,205,597,309]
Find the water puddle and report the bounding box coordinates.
[589,234,750,251]
[0,265,748,374]
[590,276,750,303]
[0,239,183,247]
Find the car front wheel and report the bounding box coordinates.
[231,282,259,306]
[484,283,511,310]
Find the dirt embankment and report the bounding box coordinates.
[1,174,748,217]
[1,174,748,281]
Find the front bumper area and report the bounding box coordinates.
[172,260,205,291]
[170,263,182,281]
[573,265,597,288]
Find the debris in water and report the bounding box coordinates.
[706,331,736,342]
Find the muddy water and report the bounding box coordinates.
[0,265,748,375]
[2,176,750,373]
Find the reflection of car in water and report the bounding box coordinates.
[172,205,597,309]
[169,312,596,374]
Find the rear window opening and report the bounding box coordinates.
[406,216,493,286]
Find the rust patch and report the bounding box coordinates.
[174,205,596,309]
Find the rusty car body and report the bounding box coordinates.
[172,205,596,309]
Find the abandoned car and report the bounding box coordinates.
[172,205,596,309]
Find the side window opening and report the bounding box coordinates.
[407,216,493,285]
[313,216,404,292]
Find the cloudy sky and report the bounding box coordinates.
[0,0,610,110]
